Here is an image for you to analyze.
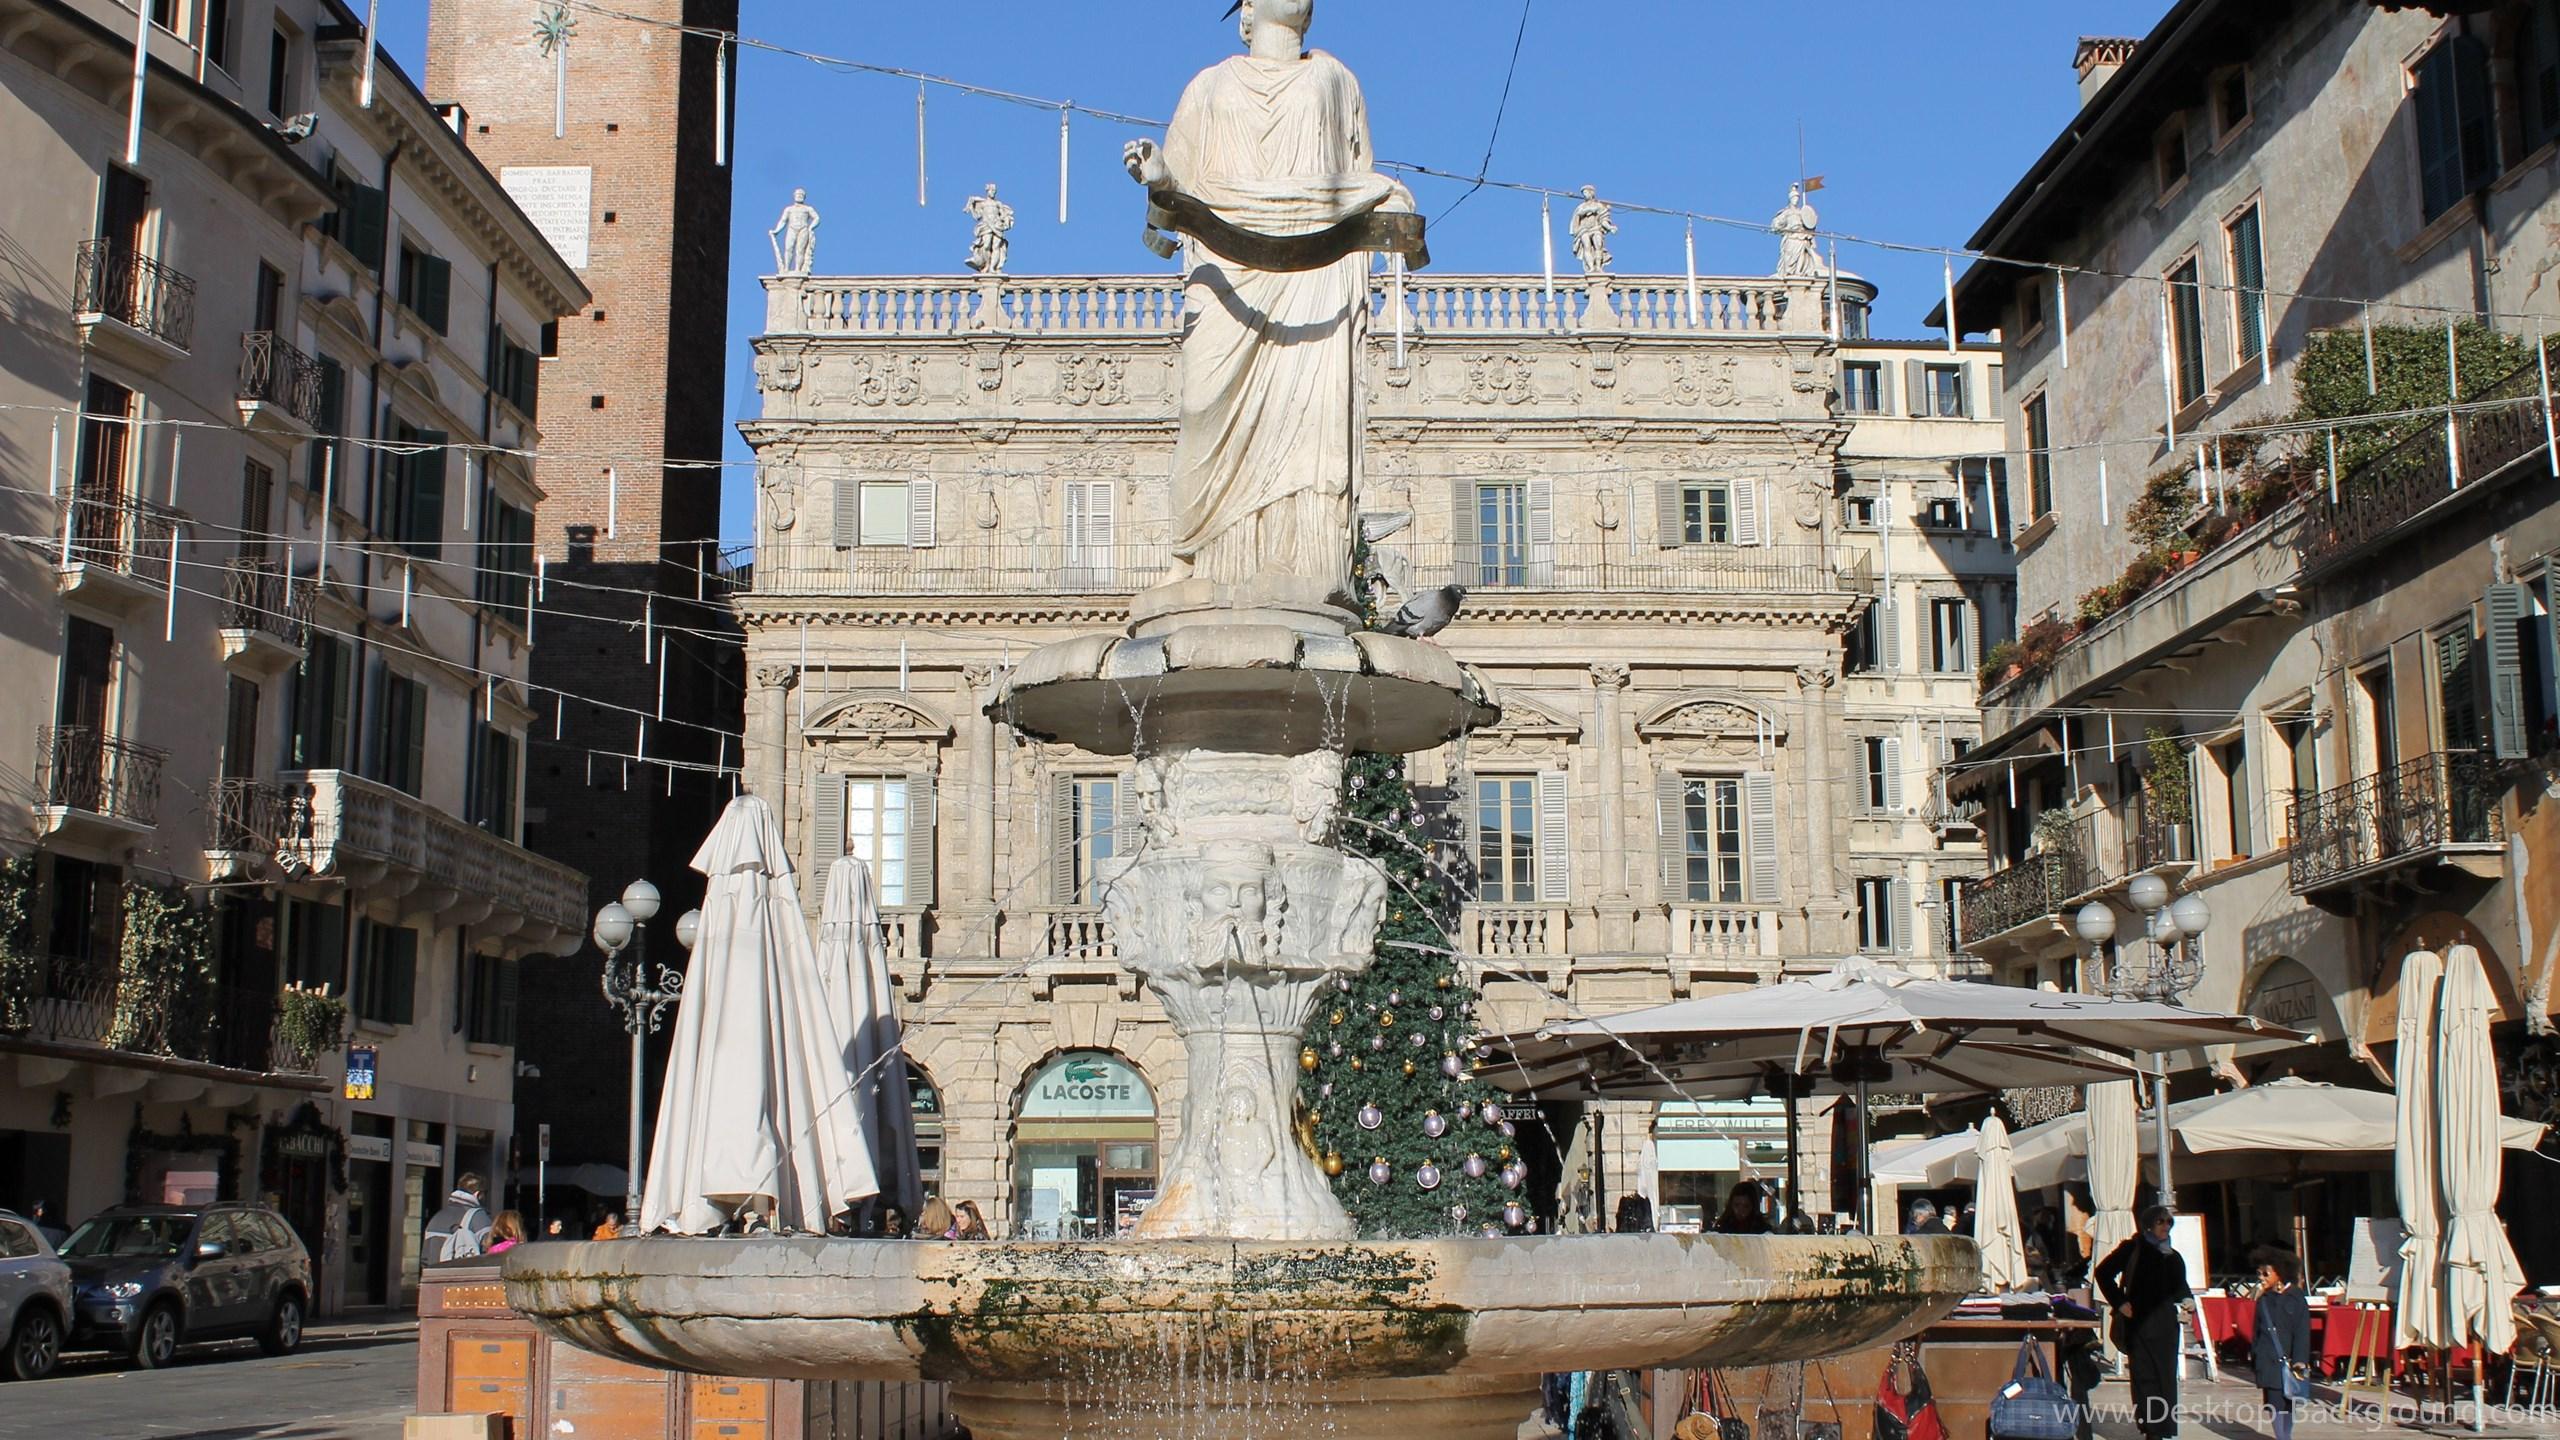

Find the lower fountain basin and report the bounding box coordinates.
[503,1233,1976,1439]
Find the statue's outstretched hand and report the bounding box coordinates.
[1124,139,1169,188]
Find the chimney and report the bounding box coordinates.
[434,101,469,139]
[2075,37,2140,107]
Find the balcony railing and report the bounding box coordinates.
[1465,904,1568,961]
[220,556,311,647]
[1957,853,2089,950]
[276,770,588,944]
[207,777,290,854]
[2288,751,2506,894]
[771,272,1830,340]
[0,955,293,1074]
[1670,903,1774,960]
[2302,362,2550,569]
[53,489,179,587]
[237,330,325,426]
[1036,907,1117,965]
[37,726,165,827]
[74,239,196,351]
[744,542,1176,598]
[1382,542,1870,597]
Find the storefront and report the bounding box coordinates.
[1652,1100,1794,1232]
[1011,1051,1157,1238]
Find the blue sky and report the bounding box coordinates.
[387,1,2173,541]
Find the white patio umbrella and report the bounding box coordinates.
[2084,1079,2140,1275]
[2394,949,2446,1352]
[641,795,880,1234]
[1973,1114,2029,1291]
[817,855,925,1220]
[2437,945,2524,1366]
[1875,1128,1982,1186]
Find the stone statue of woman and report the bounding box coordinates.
[1772,182,1825,280]
[1123,0,1414,604]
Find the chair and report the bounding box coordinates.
[2526,1312,2560,1416]
[2505,1305,2554,1413]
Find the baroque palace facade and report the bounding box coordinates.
[738,252,2014,1234]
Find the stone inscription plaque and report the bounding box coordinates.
[500,165,593,270]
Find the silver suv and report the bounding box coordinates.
[0,1209,73,1381]
[59,1204,310,1368]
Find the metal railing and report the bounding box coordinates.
[207,777,290,854]
[237,330,325,426]
[74,239,196,351]
[36,726,166,826]
[220,556,311,648]
[1957,853,2089,949]
[53,490,179,587]
[1383,541,1870,596]
[2288,750,2505,893]
[2303,362,2550,568]
[743,542,1175,598]
[0,955,284,1073]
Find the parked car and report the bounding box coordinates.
[0,1209,73,1380]
[57,1204,311,1368]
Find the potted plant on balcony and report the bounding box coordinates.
[275,983,347,1072]
[0,854,34,1031]
[111,883,215,1058]
[2142,728,2194,865]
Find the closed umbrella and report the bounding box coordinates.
[1973,1114,2029,1291]
[2437,945,2523,1364]
[817,855,924,1220]
[2084,1080,2139,1277]
[641,795,880,1234]
[2394,949,2446,1352]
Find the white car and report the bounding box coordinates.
[0,1209,72,1380]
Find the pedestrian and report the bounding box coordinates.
[1713,1182,1771,1235]
[953,1201,991,1240]
[485,1211,527,1254]
[545,1217,565,1238]
[2063,1187,2097,1281]
[25,1199,66,1249]
[2250,1247,2312,1440]
[424,1173,493,1262]
[1903,1198,1940,1235]
[592,1209,624,1240]
[918,1198,957,1239]
[2094,1205,2193,1440]
[879,1205,910,1239]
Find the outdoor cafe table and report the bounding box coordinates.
[2193,1294,2398,1376]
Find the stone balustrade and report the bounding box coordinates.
[767,272,1833,340]
[1670,904,1776,959]
[276,769,587,950]
[1465,904,1569,961]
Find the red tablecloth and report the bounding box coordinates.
[2198,1297,2399,1376]
[2198,1295,2257,1350]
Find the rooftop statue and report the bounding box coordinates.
[770,188,820,276]
[964,183,1014,275]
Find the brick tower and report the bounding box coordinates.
[426,0,741,1187]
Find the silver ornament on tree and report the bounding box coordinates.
[1440,1053,1464,1078]
[1504,1201,1527,1228]
[1416,1161,1442,1191]
[1462,1153,1489,1179]
[1356,1102,1383,1131]
[1367,1159,1393,1186]
[1422,1110,1449,1139]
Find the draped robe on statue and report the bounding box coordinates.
[1161,51,1402,599]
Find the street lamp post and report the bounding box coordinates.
[2074,876,2211,1212]
[591,879,703,1226]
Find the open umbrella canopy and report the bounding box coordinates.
[816,855,925,1220]
[640,795,880,1235]
[1485,959,2301,1100]
[1873,1128,1983,1185]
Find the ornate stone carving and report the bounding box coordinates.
[1054,353,1129,407]
[769,188,819,275]
[1462,354,1536,406]
[757,463,801,532]
[1796,661,1841,693]
[1669,355,1739,408]
[964,183,1014,275]
[806,694,952,739]
[1570,186,1616,276]
[1790,475,1829,533]
[1773,182,1825,280]
[1130,752,1343,847]
[756,346,804,394]
[846,356,925,408]
[1637,691,1790,741]
[753,663,798,692]
[1589,662,1631,691]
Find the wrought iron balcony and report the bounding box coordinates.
[2302,362,2549,570]
[35,725,165,832]
[236,330,325,432]
[49,490,179,612]
[275,769,587,952]
[73,239,195,354]
[206,778,291,877]
[2289,751,2507,895]
[0,955,301,1076]
[1957,853,2090,951]
[217,556,311,672]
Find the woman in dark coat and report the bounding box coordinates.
[2251,1248,2312,1440]
[2094,1206,2194,1440]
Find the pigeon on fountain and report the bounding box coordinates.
[1382,584,1465,640]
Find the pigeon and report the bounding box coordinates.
[1382,584,1466,639]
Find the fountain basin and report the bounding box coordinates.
[504,1233,1976,1439]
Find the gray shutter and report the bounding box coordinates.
[1986,365,2004,408]
[1968,596,1987,674]
[1657,770,1687,899]
[1881,735,1906,813]
[1656,477,1684,548]
[1114,770,1141,879]
[1526,478,1555,585]
[1450,478,1478,563]
[833,478,862,551]
[1904,359,1928,417]
[1891,877,1914,954]
[1732,478,1763,547]
[1050,772,1077,905]
[1950,366,1971,419]
[907,477,938,549]
[1535,769,1569,903]
[905,772,937,905]
[1744,769,1779,903]
[1878,600,1903,672]
[810,772,847,909]
[2485,582,2530,760]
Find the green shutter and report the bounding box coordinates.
[406,432,447,557]
[2486,583,2531,760]
[343,184,387,273]
[416,254,452,336]
[391,928,417,1026]
[403,680,427,797]
[494,957,520,1046]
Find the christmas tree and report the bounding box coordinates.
[1295,549,1524,1237]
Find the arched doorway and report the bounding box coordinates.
[1011,1051,1157,1238]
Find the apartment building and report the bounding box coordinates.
[736,248,2015,1234]
[1941,0,2560,1273]
[0,0,588,1312]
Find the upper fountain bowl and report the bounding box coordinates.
[504,1232,1977,1440]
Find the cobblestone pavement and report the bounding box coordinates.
[0,1326,416,1440]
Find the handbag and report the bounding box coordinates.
[1989,1338,2082,1440]
[2268,1312,2312,1402]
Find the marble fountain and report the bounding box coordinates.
[502,6,1977,1435]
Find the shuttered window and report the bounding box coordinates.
[353,920,417,1026]
[1064,481,1115,583]
[1928,598,1972,675]
[464,952,519,1046]
[2226,205,2267,366]
[396,242,452,336]
[1469,481,1553,584]
[1046,774,1127,907]
[367,668,428,797]
[380,416,447,559]
[1855,877,1902,954]
[287,633,354,770]
[1678,776,1745,904]
[2525,3,2560,154]
[812,771,937,908]
[1840,362,1883,414]
[2436,618,2486,752]
[2022,393,2053,521]
[834,478,937,549]
[2414,35,2498,222]
[2167,259,2207,408]
[2482,582,2534,760]
[1859,736,1905,814]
